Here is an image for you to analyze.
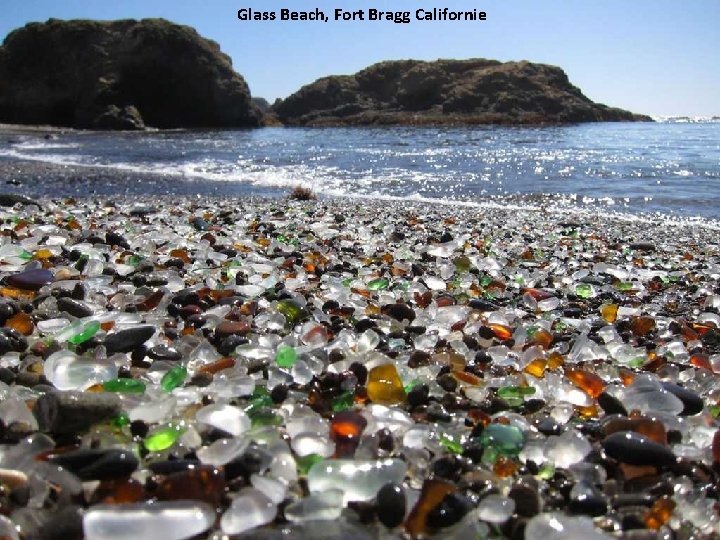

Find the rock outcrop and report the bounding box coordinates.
[0,18,262,129]
[273,59,651,126]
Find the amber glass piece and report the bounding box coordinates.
[691,322,714,336]
[209,289,234,301]
[630,316,656,337]
[330,410,367,458]
[101,321,115,332]
[6,311,33,336]
[364,303,381,316]
[137,290,164,311]
[434,352,465,371]
[467,409,491,426]
[367,364,406,405]
[564,367,605,398]
[414,291,432,308]
[391,264,408,277]
[603,417,667,445]
[34,248,53,260]
[0,287,36,300]
[524,358,547,378]
[678,322,699,341]
[452,370,482,386]
[712,429,720,463]
[351,287,371,298]
[690,353,712,371]
[155,465,225,506]
[405,478,456,536]
[547,351,564,370]
[522,288,552,300]
[600,303,619,323]
[354,386,369,405]
[618,368,635,386]
[198,357,235,375]
[255,237,270,247]
[93,478,145,504]
[169,248,191,263]
[644,496,676,529]
[489,323,513,341]
[450,319,466,332]
[493,455,518,478]
[575,404,599,418]
[527,328,553,350]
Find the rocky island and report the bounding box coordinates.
[273,59,651,126]
[0,19,650,129]
[0,18,262,130]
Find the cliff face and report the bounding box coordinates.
[273,59,651,126]
[0,18,262,129]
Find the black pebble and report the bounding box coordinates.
[38,505,84,540]
[661,382,703,416]
[103,325,155,354]
[376,482,406,528]
[426,492,473,528]
[49,448,139,480]
[57,297,93,318]
[598,392,628,416]
[602,431,676,467]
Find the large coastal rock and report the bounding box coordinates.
[273,59,651,126]
[0,18,262,129]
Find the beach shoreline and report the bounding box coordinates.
[0,189,717,537]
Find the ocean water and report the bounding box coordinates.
[1,119,719,219]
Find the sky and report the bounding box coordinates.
[2,0,719,117]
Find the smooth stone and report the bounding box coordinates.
[57,297,94,318]
[0,193,40,208]
[525,512,612,540]
[544,429,592,469]
[376,482,406,528]
[49,449,139,481]
[155,465,225,506]
[477,494,515,523]
[661,382,703,416]
[0,468,27,490]
[103,326,155,354]
[147,459,201,475]
[597,392,628,416]
[196,403,251,437]
[6,268,53,290]
[197,436,250,466]
[83,501,215,540]
[308,458,407,505]
[34,391,122,434]
[148,345,182,361]
[251,473,288,505]
[38,505,83,540]
[221,487,277,535]
[0,327,27,355]
[568,482,608,516]
[629,242,656,252]
[106,231,130,249]
[382,303,416,322]
[601,431,676,467]
[284,489,343,523]
[215,320,251,339]
[508,480,542,517]
[426,492,473,528]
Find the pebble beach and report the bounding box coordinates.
[0,188,719,540]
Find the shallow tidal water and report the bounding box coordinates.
[0,120,718,220]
